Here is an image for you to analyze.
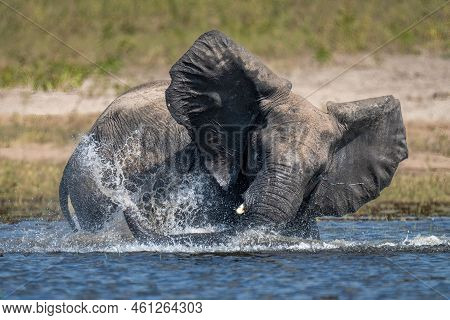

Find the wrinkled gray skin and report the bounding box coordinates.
[59,81,190,231]
[61,30,408,242]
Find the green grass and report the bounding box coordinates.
[357,173,450,217]
[0,0,448,90]
[0,159,64,221]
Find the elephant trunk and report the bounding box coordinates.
[238,111,327,229]
[241,161,307,228]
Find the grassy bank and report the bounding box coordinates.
[0,158,448,223]
[356,174,449,218]
[0,159,64,221]
[0,0,448,90]
[0,114,448,222]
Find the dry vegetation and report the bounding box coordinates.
[0,113,98,147]
[0,115,448,222]
[406,122,449,157]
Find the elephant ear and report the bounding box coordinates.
[302,96,408,217]
[166,30,291,189]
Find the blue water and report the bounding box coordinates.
[0,218,449,299]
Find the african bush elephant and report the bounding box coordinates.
[61,30,408,241]
[124,30,407,241]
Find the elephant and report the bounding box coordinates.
[60,30,408,242]
[123,30,408,241]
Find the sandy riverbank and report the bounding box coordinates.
[0,55,448,122]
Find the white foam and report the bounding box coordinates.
[0,221,448,254]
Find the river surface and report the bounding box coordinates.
[0,218,449,299]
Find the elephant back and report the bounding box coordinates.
[89,80,190,175]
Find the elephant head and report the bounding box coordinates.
[166,30,292,190]
[165,30,408,231]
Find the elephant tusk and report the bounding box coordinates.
[235,203,246,215]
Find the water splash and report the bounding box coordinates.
[74,133,222,235]
[0,220,448,254]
